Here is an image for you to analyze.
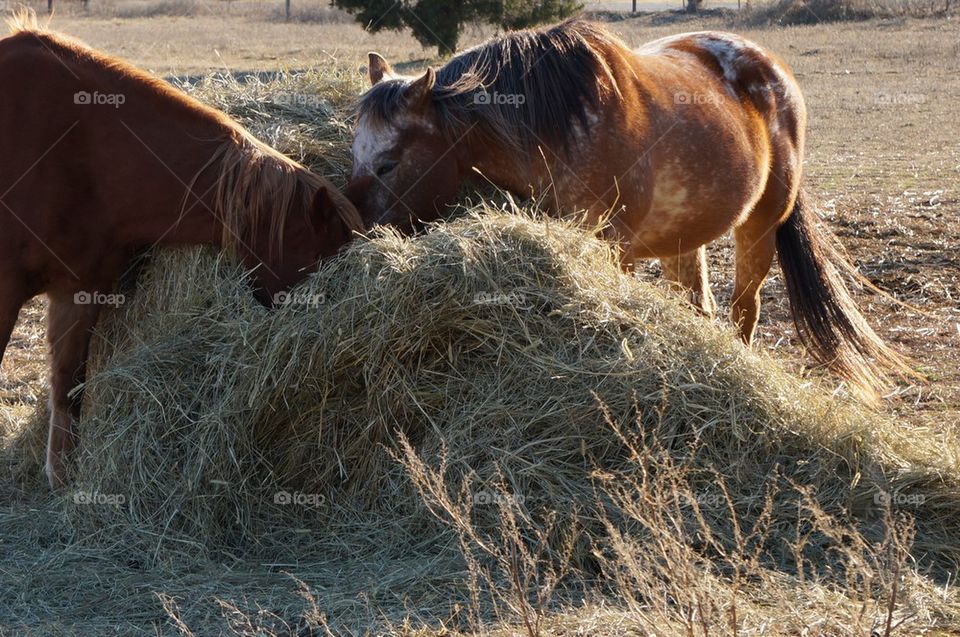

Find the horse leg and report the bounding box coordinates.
[731,219,779,345]
[660,246,716,318]
[45,293,101,489]
[0,277,26,367]
[732,104,804,345]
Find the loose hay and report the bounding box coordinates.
[1,66,959,636]
[173,68,361,184]
[2,206,952,633]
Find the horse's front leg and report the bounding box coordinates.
[45,292,101,489]
[0,275,27,368]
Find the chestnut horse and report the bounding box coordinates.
[0,17,361,487]
[346,19,913,401]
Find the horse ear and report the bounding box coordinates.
[368,52,393,85]
[404,67,436,110]
[311,185,335,227]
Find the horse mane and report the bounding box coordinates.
[5,13,361,257]
[356,19,630,159]
[6,8,44,33]
[193,131,362,260]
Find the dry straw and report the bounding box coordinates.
[1,68,959,635]
[39,205,959,632]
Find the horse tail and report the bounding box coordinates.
[775,192,917,402]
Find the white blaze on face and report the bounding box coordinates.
[352,114,400,179]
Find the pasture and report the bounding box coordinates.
[1,5,959,635]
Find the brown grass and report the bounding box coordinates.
[742,0,955,25]
[1,11,959,636]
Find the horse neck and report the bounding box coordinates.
[461,136,548,198]
[77,77,249,250]
[119,121,248,251]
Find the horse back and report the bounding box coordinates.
[635,32,806,143]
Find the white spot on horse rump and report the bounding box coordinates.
[352,115,399,178]
[697,33,796,96]
[698,36,742,85]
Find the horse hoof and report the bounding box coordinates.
[44,460,66,490]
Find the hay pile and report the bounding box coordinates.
[15,206,947,633]
[173,68,360,184]
[2,68,959,635]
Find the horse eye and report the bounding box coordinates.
[375,160,399,177]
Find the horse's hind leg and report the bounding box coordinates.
[45,293,100,489]
[661,246,716,318]
[732,156,800,345]
[731,220,778,345]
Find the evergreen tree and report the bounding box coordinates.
[333,0,582,56]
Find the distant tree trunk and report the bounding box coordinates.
[285,0,291,20]
[48,0,53,14]
[685,0,701,12]
[632,0,637,11]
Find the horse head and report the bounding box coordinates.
[345,53,462,233]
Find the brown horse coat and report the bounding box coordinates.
[347,19,914,401]
[0,15,360,487]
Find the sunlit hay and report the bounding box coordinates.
[0,52,956,634]
[63,207,960,583]
[175,67,363,185]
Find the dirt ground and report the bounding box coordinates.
[1,10,958,453]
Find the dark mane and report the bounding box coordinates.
[357,19,629,159]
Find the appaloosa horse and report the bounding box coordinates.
[0,16,361,487]
[345,18,913,400]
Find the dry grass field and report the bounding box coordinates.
[1,4,959,635]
